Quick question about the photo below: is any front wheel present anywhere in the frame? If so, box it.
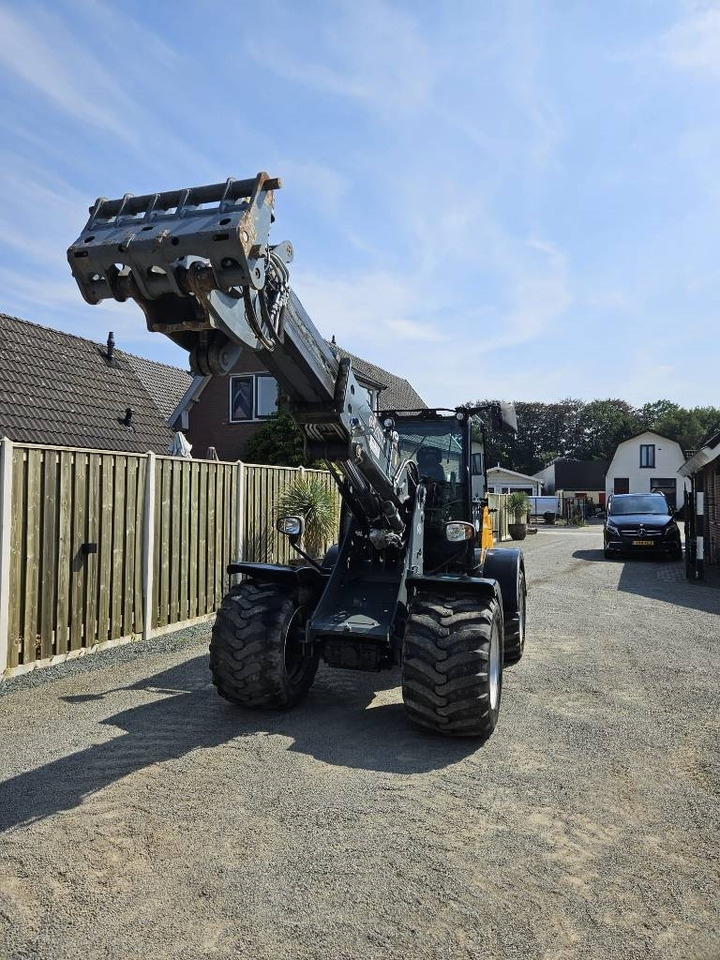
[401,592,503,738]
[209,581,318,709]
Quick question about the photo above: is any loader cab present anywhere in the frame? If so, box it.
[390,409,473,572]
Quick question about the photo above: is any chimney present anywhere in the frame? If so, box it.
[121,407,133,427]
[107,331,115,362]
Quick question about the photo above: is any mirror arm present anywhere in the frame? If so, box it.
[289,536,323,571]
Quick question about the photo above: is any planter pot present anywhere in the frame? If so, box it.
[508,523,527,541]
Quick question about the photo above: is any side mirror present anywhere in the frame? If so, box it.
[445,521,475,543]
[276,515,304,543]
[491,402,518,434]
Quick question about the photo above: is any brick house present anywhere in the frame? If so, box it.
[679,429,720,579]
[170,343,426,461]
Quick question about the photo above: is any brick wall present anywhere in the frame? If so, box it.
[186,354,272,461]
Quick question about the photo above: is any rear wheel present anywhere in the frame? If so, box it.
[209,581,318,708]
[401,592,503,738]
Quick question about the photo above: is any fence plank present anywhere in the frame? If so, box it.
[179,459,190,621]
[39,451,58,659]
[55,450,73,655]
[157,459,172,628]
[23,449,43,663]
[97,455,114,645]
[142,454,155,640]
[135,457,146,636]
[124,457,138,635]
[7,448,25,668]
[188,461,199,619]
[69,452,88,651]
[110,456,126,640]
[197,464,208,615]
[83,453,101,647]
[0,439,13,673]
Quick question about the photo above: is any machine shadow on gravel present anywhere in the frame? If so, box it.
[0,656,478,832]
[572,549,720,614]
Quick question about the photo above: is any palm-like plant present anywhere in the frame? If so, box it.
[506,491,529,524]
[278,477,338,558]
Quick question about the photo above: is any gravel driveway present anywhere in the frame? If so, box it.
[1,526,718,960]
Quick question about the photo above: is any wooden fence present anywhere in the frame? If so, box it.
[0,440,336,676]
[0,439,511,677]
[487,493,511,542]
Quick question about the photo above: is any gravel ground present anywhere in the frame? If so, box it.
[1,526,719,960]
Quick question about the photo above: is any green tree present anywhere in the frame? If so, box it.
[244,411,308,467]
[637,400,680,430]
[573,399,640,461]
[650,405,720,454]
[472,398,584,475]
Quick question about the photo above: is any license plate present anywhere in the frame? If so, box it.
[632,540,654,546]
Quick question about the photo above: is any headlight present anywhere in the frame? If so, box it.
[606,521,619,534]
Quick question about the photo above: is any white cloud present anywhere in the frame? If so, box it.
[292,269,434,346]
[660,5,720,75]
[247,0,435,115]
[0,3,136,140]
[291,231,572,407]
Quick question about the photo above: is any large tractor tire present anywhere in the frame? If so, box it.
[209,581,318,709]
[401,592,503,738]
[503,564,527,665]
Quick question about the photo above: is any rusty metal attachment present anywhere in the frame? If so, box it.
[67,172,291,373]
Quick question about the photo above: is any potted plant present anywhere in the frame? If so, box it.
[277,476,338,560]
[506,491,529,541]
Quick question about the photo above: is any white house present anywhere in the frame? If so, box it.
[485,466,543,496]
[606,430,689,509]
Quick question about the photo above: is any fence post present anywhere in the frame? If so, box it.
[0,438,13,674]
[143,451,156,640]
[235,460,246,569]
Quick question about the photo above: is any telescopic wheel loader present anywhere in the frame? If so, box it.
[68,172,527,739]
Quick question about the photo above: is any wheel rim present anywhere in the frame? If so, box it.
[489,619,501,711]
[517,574,526,643]
[283,607,309,684]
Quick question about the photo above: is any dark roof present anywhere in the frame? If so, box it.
[0,313,192,453]
[333,344,426,409]
[121,350,193,419]
[551,459,608,490]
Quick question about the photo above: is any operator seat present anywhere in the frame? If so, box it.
[417,446,446,482]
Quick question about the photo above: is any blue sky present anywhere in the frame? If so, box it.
[0,0,718,409]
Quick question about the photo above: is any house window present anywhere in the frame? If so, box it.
[614,477,630,494]
[230,374,278,422]
[255,375,279,418]
[639,444,655,468]
[471,453,483,475]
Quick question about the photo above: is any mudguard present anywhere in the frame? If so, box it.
[406,574,501,605]
[227,561,327,596]
[481,548,525,612]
